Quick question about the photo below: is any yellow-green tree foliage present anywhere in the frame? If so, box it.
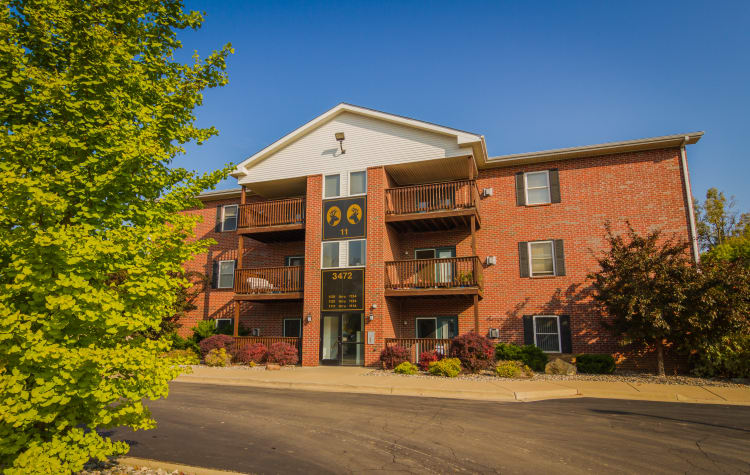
[0,1,232,472]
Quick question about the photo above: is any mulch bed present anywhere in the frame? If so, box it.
[78,461,182,475]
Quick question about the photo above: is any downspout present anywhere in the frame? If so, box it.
[680,137,700,264]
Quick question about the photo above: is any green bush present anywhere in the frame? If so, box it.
[165,349,200,365]
[495,343,548,372]
[394,362,419,375]
[428,358,461,377]
[192,320,218,342]
[204,348,232,367]
[494,360,534,378]
[167,332,200,354]
[576,354,616,374]
[690,335,750,378]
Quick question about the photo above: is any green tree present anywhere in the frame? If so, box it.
[0,1,232,472]
[694,188,748,251]
[589,225,695,376]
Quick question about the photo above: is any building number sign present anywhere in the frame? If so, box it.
[321,268,364,311]
[322,196,366,240]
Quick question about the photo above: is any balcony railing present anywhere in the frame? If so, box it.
[234,266,303,295]
[385,180,478,216]
[238,197,305,228]
[385,256,483,290]
[385,338,453,363]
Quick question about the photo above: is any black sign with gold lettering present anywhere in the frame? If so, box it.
[321,268,364,311]
[322,196,366,241]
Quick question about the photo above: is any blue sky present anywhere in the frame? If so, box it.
[177,0,750,211]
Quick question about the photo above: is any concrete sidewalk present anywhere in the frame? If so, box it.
[175,365,750,404]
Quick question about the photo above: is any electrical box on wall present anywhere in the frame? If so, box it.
[481,188,493,197]
[251,328,260,337]
[485,256,497,266]
[488,328,499,339]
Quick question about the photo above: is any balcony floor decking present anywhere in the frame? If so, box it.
[385,207,480,232]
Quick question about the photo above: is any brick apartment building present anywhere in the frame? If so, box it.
[180,103,702,369]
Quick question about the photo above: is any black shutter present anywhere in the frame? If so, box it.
[549,169,561,203]
[211,260,219,289]
[559,315,572,353]
[515,172,525,206]
[231,259,237,288]
[554,239,566,276]
[215,205,222,233]
[523,316,534,345]
[518,242,529,278]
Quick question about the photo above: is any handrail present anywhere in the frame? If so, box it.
[238,197,305,228]
[385,256,483,290]
[385,180,478,215]
[234,266,303,294]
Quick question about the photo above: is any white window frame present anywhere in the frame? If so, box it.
[528,240,555,277]
[348,170,367,196]
[323,173,342,199]
[221,204,238,232]
[533,315,562,353]
[217,260,236,289]
[524,170,551,205]
[321,241,340,269]
[347,239,366,267]
[283,318,302,338]
[215,318,233,330]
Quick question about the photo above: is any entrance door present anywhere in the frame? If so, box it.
[415,247,455,286]
[320,313,364,366]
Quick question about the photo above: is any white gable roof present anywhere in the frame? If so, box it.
[231,103,487,185]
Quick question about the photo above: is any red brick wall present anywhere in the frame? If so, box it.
[179,146,693,370]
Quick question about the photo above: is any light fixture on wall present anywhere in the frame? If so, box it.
[335,132,346,154]
[305,314,312,323]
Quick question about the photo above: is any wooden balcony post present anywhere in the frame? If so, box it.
[238,186,246,268]
[470,215,476,256]
[233,300,240,337]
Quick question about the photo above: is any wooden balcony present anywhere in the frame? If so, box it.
[384,256,483,298]
[385,180,480,232]
[385,338,453,363]
[237,197,305,242]
[234,266,303,301]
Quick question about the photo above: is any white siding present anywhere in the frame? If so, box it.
[240,112,471,185]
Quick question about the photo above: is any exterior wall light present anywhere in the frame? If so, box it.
[335,132,346,154]
[305,314,312,323]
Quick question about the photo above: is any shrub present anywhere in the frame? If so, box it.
[495,360,533,378]
[690,335,750,378]
[495,343,548,372]
[418,350,441,371]
[428,358,462,377]
[379,345,410,370]
[235,343,267,365]
[266,342,299,366]
[449,332,494,373]
[165,349,200,365]
[394,362,419,375]
[167,332,201,354]
[192,319,218,342]
[576,354,616,374]
[204,348,232,367]
[199,334,235,358]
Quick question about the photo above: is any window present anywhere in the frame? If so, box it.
[221,204,238,231]
[349,170,367,195]
[529,241,555,277]
[285,255,304,267]
[533,316,561,352]
[215,318,233,333]
[348,240,366,267]
[324,174,341,198]
[284,318,302,338]
[217,260,235,288]
[322,242,339,268]
[524,171,551,205]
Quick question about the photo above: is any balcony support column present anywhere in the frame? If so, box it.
[470,215,476,256]
[233,300,240,337]
[238,186,246,268]
[473,294,479,333]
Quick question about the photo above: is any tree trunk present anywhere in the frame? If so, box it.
[655,339,665,377]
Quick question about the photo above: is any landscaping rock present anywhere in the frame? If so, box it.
[545,358,577,375]
[266,363,281,371]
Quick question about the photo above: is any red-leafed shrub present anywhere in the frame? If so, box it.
[199,334,235,358]
[418,350,441,371]
[235,343,267,364]
[449,332,494,373]
[379,345,410,369]
[266,342,298,365]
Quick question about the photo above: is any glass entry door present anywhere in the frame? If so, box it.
[320,313,364,366]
